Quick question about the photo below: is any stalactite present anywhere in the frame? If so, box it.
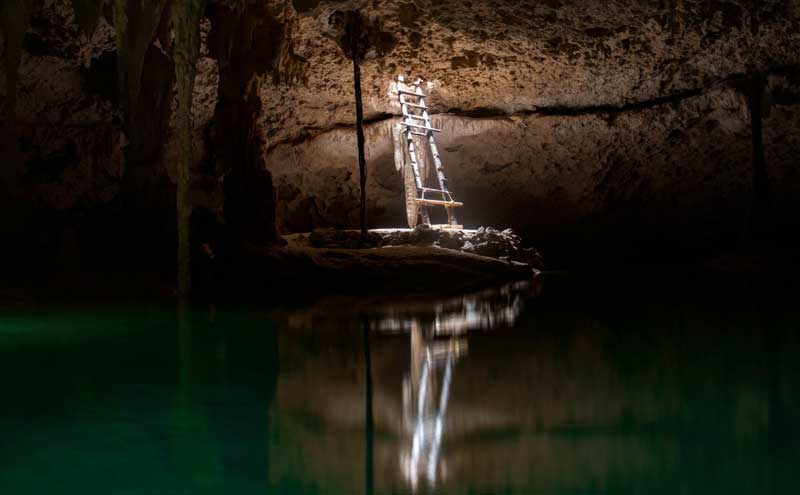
[351,26,367,237]
[112,0,169,120]
[208,2,282,246]
[172,0,206,297]
[0,0,34,186]
[1,0,35,130]
[71,0,106,37]
[112,0,129,100]
[342,10,368,236]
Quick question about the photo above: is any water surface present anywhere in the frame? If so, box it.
[1,273,799,494]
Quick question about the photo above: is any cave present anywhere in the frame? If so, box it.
[2,1,800,493]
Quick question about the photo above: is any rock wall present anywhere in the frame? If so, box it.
[260,0,800,257]
[2,0,800,270]
[0,1,228,273]
[267,89,756,233]
[258,0,800,147]
[0,3,122,210]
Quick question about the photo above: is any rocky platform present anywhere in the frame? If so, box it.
[226,226,540,298]
[304,224,543,266]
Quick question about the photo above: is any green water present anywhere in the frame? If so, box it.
[1,274,799,494]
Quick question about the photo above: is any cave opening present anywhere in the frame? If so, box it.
[2,1,800,493]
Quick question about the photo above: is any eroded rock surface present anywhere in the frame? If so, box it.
[2,0,800,268]
[304,224,543,267]
[261,0,800,147]
[256,0,800,251]
[267,88,763,239]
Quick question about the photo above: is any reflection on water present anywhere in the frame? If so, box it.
[386,282,528,489]
[400,319,461,489]
[371,280,530,334]
[2,275,800,494]
[271,276,800,495]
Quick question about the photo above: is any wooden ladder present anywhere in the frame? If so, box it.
[397,75,463,229]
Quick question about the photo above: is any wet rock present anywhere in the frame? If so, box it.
[475,241,498,258]
[302,224,540,267]
[516,247,544,267]
[309,228,381,248]
[407,224,435,245]
[435,231,464,250]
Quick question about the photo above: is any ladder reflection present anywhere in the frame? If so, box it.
[370,281,531,490]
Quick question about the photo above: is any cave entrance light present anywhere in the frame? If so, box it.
[393,75,464,229]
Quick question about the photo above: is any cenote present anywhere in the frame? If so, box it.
[2,272,799,494]
[2,1,800,494]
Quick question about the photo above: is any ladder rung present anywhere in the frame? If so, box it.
[398,89,425,97]
[415,199,464,207]
[420,187,450,194]
[402,102,428,109]
[404,122,440,132]
[403,113,426,120]
[409,131,429,137]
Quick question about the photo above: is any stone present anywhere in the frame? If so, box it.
[475,241,497,258]
[407,224,436,245]
[4,0,800,270]
[435,231,464,250]
[251,1,800,250]
[309,228,381,248]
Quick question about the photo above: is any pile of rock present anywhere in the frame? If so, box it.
[458,227,542,267]
[461,227,539,263]
[308,229,382,249]
[383,225,543,268]
[305,225,542,267]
